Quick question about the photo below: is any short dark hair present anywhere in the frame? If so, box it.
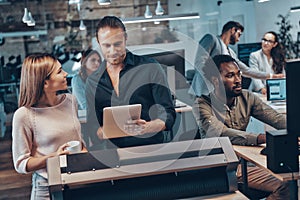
[221,21,244,34]
[95,16,127,40]
[203,55,238,82]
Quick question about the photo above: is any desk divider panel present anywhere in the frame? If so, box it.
[47,137,239,200]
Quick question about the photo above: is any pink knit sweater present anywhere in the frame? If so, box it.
[12,93,83,178]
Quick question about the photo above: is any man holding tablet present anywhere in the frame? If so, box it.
[85,16,176,150]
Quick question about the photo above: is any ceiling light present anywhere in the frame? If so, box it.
[290,6,300,13]
[155,1,164,16]
[258,0,270,2]
[69,0,80,4]
[26,12,35,26]
[22,8,31,23]
[79,20,86,30]
[123,13,200,24]
[205,11,219,16]
[144,5,153,18]
[98,0,111,5]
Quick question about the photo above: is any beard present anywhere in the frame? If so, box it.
[226,87,242,98]
[229,34,236,45]
[106,52,126,65]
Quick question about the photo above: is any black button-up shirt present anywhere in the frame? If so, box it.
[86,51,176,148]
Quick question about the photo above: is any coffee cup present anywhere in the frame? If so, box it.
[66,140,81,154]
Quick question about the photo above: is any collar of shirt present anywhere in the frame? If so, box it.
[210,92,237,112]
[121,50,136,72]
[217,36,230,55]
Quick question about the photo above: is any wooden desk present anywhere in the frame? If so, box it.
[246,94,286,133]
[78,100,193,143]
[78,100,192,124]
[233,145,299,199]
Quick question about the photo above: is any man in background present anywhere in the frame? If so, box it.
[189,21,284,97]
[193,54,289,199]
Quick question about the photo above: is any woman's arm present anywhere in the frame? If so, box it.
[26,143,69,172]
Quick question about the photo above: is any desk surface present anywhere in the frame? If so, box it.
[78,99,192,123]
[256,93,286,114]
[233,145,299,182]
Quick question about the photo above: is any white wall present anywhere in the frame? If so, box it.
[168,0,300,43]
[125,0,300,73]
[253,0,300,42]
[168,0,221,41]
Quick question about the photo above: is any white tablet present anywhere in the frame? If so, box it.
[102,104,142,139]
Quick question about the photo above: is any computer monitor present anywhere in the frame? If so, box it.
[143,49,187,90]
[266,78,286,102]
[237,42,261,65]
[286,59,300,135]
[237,42,261,89]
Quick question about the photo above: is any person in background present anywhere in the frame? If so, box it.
[71,49,101,109]
[189,21,284,97]
[12,53,87,200]
[248,31,286,94]
[193,54,289,199]
[85,16,176,150]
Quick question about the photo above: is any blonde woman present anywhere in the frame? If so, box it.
[12,53,87,200]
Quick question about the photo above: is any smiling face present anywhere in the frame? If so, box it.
[97,27,127,66]
[261,32,277,54]
[44,61,68,93]
[218,61,242,98]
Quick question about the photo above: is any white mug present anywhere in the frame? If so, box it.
[66,140,81,154]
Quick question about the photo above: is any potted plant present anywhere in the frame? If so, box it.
[276,14,299,59]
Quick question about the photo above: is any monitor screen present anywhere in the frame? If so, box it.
[143,49,187,90]
[237,42,261,65]
[266,78,286,101]
[286,59,300,134]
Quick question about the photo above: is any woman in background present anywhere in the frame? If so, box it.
[12,53,86,200]
[248,31,286,94]
[71,49,101,109]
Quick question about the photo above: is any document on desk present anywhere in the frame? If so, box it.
[268,102,286,113]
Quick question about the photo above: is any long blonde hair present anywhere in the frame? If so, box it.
[19,53,57,107]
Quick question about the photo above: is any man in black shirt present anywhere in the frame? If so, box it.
[85,16,176,150]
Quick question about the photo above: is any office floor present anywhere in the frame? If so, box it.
[0,120,32,200]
